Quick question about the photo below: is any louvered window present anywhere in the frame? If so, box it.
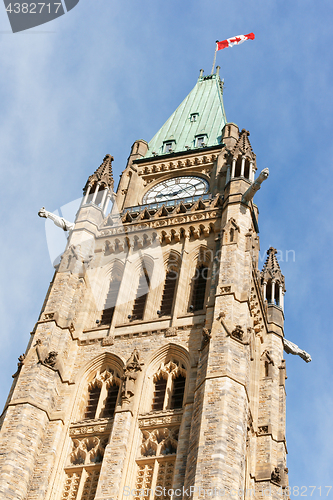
[151,360,186,412]
[191,265,208,311]
[152,378,167,411]
[159,271,177,316]
[100,384,119,418]
[132,269,150,320]
[84,369,121,420]
[84,386,101,419]
[100,279,121,325]
[170,375,186,409]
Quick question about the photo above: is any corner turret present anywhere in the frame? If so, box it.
[81,153,115,215]
[261,247,286,331]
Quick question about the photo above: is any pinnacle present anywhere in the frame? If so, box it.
[85,154,114,192]
[261,247,285,289]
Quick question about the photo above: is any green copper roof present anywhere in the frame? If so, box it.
[144,70,227,158]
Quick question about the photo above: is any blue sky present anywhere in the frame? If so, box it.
[0,0,332,491]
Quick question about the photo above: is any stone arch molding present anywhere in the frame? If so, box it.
[140,343,190,414]
[69,351,125,423]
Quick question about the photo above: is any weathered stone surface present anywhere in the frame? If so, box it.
[0,77,289,500]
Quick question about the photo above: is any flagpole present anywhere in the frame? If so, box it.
[211,41,218,74]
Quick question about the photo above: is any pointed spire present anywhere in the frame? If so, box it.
[144,69,227,158]
[261,247,285,290]
[84,154,114,193]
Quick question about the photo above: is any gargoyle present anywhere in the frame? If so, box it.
[242,168,269,204]
[38,207,75,232]
[283,338,311,363]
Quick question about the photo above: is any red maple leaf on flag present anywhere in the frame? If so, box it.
[216,33,255,51]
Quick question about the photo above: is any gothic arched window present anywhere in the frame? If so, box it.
[61,368,122,500]
[151,360,186,411]
[84,369,121,420]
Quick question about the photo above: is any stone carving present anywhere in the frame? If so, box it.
[69,436,108,466]
[242,168,269,204]
[38,207,75,232]
[102,337,115,346]
[271,467,281,483]
[12,354,26,378]
[247,412,254,433]
[250,287,264,334]
[69,421,113,437]
[165,327,177,338]
[154,360,185,383]
[43,351,58,368]
[201,328,212,350]
[217,312,232,338]
[63,245,82,272]
[220,286,231,294]
[88,370,121,394]
[43,312,55,321]
[121,349,143,405]
[230,325,244,341]
[283,338,312,363]
[140,427,179,457]
[139,414,183,428]
[257,425,269,435]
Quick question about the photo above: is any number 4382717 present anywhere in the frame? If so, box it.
[6,3,62,13]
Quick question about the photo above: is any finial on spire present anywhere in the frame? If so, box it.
[261,247,285,291]
[84,154,114,193]
[261,247,286,310]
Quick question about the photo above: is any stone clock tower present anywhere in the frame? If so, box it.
[0,68,309,500]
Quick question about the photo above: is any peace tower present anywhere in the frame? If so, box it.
[0,68,310,500]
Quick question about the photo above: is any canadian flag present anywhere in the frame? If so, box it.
[217,33,255,51]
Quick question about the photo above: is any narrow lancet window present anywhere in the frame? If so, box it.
[132,268,150,320]
[152,377,167,411]
[160,272,177,316]
[191,265,208,311]
[85,385,101,419]
[100,279,121,325]
[101,383,119,418]
[170,375,186,409]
